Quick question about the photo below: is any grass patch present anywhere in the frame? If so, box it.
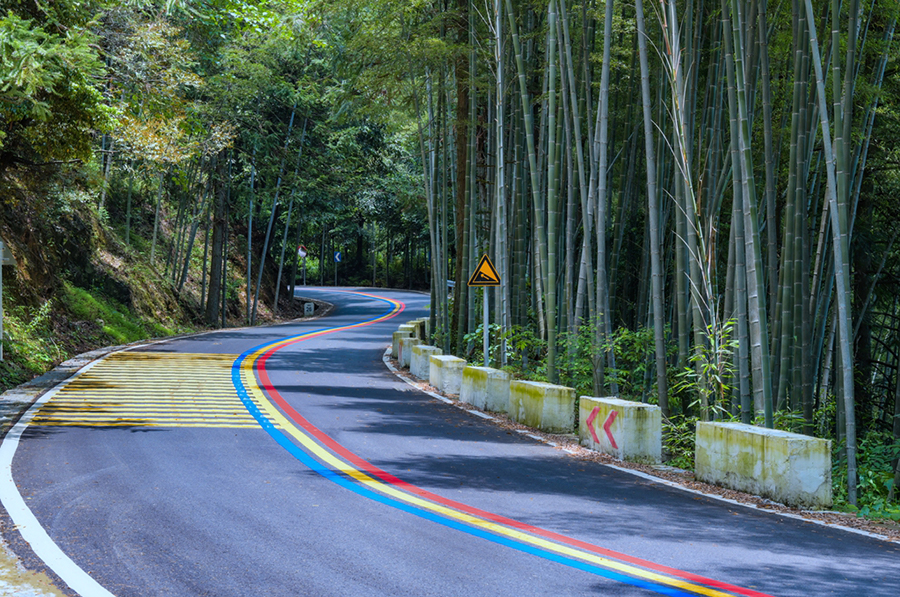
[0,282,185,393]
[62,282,173,344]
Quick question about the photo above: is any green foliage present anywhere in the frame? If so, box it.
[62,282,172,344]
[0,11,103,119]
[0,301,63,377]
[0,8,112,164]
[600,326,658,401]
[673,320,738,420]
[753,409,807,433]
[462,322,499,365]
[460,323,545,378]
[832,430,900,521]
[662,415,698,470]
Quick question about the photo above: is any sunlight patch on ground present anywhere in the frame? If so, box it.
[0,538,67,597]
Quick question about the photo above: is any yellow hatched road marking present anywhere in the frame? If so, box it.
[35,408,255,421]
[32,352,276,430]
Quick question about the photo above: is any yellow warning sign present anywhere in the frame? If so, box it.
[468,254,501,287]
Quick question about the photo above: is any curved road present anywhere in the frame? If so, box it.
[2,288,898,596]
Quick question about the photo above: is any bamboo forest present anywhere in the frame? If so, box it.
[2,0,900,520]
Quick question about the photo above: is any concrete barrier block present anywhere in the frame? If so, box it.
[418,317,431,340]
[695,422,832,509]
[411,345,442,379]
[392,330,412,359]
[406,320,425,340]
[460,366,510,412]
[398,324,417,336]
[579,397,661,464]
[429,355,466,396]
[399,336,421,368]
[508,381,575,434]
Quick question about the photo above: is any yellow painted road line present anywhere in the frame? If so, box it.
[48,400,256,410]
[44,400,260,412]
[32,412,258,419]
[241,362,741,596]
[238,310,764,597]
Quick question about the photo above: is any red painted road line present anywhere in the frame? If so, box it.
[253,291,775,597]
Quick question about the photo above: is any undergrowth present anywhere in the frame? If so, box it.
[831,431,900,521]
[0,282,191,394]
[62,282,173,344]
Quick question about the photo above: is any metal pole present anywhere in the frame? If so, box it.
[483,287,489,367]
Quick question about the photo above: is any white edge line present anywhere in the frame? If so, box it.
[381,346,898,545]
[0,312,342,595]
[381,348,453,404]
[0,353,123,597]
[601,463,896,542]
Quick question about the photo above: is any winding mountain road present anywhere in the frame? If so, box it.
[2,288,897,596]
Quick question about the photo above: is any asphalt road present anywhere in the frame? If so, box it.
[2,288,898,597]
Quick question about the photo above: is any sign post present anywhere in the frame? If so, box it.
[297,245,308,286]
[334,250,341,286]
[467,254,501,367]
[0,240,16,362]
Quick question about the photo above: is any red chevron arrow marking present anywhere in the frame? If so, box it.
[586,407,601,443]
[603,410,619,449]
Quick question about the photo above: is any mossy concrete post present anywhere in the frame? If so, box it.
[460,366,510,412]
[429,355,466,396]
[695,422,832,509]
[415,317,431,341]
[399,336,421,368]
[578,397,661,463]
[392,330,412,360]
[411,345,442,380]
[407,319,426,341]
[508,381,576,433]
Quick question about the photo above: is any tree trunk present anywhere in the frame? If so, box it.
[635,0,668,416]
[206,156,227,325]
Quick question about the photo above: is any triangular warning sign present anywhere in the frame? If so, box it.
[468,254,501,287]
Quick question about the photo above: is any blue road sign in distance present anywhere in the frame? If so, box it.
[334,251,342,263]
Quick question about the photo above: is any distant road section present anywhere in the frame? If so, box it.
[2,288,898,596]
